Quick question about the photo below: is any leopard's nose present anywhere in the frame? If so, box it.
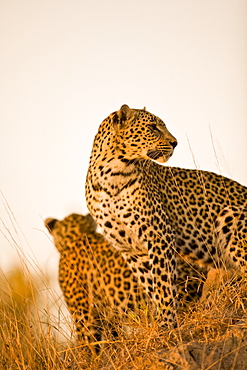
[170,140,178,149]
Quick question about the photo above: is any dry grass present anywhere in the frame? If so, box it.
[0,262,246,370]
[1,195,247,369]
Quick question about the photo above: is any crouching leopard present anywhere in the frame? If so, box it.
[85,104,247,327]
[45,213,204,343]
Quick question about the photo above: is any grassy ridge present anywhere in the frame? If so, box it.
[0,264,247,369]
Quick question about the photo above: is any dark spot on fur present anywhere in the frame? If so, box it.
[105,221,113,228]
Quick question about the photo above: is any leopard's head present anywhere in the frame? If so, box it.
[45,213,97,253]
[102,104,177,164]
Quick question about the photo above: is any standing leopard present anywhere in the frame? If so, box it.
[45,213,204,343]
[85,104,247,327]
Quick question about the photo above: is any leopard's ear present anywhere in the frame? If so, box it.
[112,104,137,130]
[44,218,58,234]
[84,213,98,231]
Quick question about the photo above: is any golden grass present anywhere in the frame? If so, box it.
[0,263,246,370]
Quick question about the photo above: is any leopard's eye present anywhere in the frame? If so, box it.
[147,124,161,137]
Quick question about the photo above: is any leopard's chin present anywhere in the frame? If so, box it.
[147,149,172,164]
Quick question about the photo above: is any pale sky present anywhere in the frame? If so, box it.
[0,0,247,273]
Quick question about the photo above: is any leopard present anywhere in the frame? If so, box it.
[85,104,247,328]
[45,213,147,344]
[45,213,205,344]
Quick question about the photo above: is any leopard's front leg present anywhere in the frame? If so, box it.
[148,232,177,327]
[123,227,177,328]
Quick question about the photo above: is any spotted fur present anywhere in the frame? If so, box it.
[85,104,247,327]
[45,213,149,343]
[45,213,204,343]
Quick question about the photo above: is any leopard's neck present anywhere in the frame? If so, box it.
[89,156,140,196]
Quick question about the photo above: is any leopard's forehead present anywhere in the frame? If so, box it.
[136,109,167,126]
[53,213,97,235]
[102,107,165,128]
[137,109,157,120]
[63,213,85,225]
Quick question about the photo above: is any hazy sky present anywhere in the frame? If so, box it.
[0,0,247,272]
